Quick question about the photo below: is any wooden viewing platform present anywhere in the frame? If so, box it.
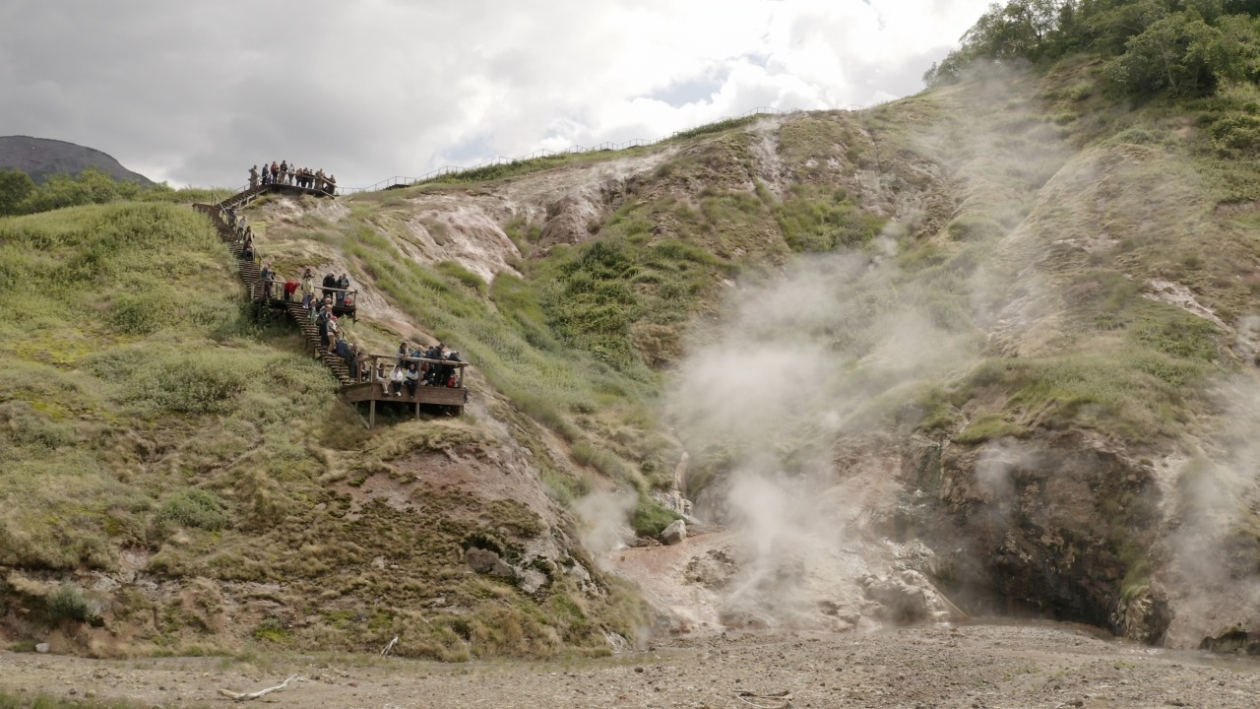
[222,182,335,211]
[193,186,471,426]
[344,354,469,427]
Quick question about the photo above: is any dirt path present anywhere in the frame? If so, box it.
[3,622,1258,708]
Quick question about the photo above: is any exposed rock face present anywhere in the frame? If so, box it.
[899,432,1167,642]
[1199,627,1260,655]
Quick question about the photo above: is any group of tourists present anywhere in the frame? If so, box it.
[248,161,337,194]
[259,265,355,314]
[321,273,353,307]
[223,206,256,260]
[313,296,359,372]
[217,194,466,401]
[384,341,464,396]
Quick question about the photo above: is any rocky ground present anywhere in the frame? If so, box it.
[3,621,1258,708]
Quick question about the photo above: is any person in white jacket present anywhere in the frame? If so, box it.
[389,363,406,396]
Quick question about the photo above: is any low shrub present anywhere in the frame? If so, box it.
[46,583,92,624]
[157,489,228,531]
[123,351,251,414]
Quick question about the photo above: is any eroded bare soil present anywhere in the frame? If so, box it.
[3,622,1258,708]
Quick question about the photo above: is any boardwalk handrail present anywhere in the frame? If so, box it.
[219,182,336,207]
[212,204,361,309]
[363,353,469,389]
[195,188,472,425]
[194,201,361,386]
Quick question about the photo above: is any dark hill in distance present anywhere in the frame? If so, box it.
[0,135,154,185]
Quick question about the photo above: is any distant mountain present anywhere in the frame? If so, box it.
[0,135,154,185]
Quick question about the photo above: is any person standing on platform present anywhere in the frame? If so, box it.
[336,273,350,305]
[405,362,420,397]
[321,273,336,302]
[261,263,274,299]
[248,165,259,189]
[301,267,315,313]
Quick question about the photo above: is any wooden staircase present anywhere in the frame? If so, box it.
[194,199,355,388]
[219,184,270,211]
[193,185,469,426]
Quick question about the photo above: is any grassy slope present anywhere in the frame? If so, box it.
[248,65,1252,488]
[283,59,1260,626]
[0,203,643,660]
[5,57,1259,656]
[922,58,1259,445]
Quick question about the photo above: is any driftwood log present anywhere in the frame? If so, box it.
[217,674,301,702]
[735,690,793,709]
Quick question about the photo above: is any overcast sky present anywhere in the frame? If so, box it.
[0,0,992,189]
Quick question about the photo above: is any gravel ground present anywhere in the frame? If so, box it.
[2,621,1258,708]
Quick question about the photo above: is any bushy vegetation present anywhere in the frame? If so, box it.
[669,114,763,141]
[0,689,145,709]
[46,584,94,624]
[302,215,684,493]
[0,203,330,571]
[0,167,230,217]
[926,0,1260,96]
[774,186,887,252]
[157,490,229,531]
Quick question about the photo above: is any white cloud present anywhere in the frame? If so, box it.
[0,0,992,187]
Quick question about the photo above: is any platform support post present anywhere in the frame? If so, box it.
[369,399,376,429]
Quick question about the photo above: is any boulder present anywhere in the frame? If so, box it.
[465,548,515,578]
[861,570,959,623]
[660,520,687,546]
[1199,626,1260,655]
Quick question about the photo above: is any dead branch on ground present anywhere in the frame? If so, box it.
[380,635,399,656]
[218,674,301,702]
[736,689,793,709]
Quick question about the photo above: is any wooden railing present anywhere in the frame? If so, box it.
[357,354,469,388]
[194,190,473,423]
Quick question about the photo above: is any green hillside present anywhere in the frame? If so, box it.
[0,204,643,659]
[4,0,1260,658]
